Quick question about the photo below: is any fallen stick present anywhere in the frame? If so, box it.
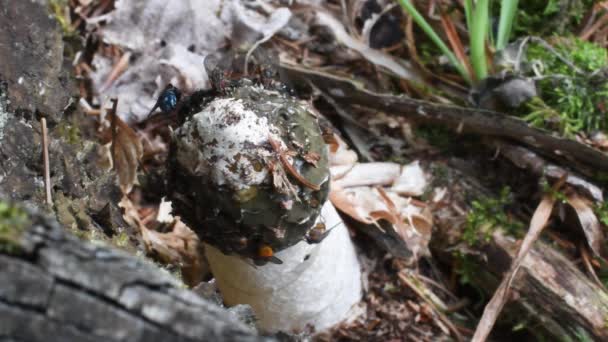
[41,117,52,206]
[281,64,608,178]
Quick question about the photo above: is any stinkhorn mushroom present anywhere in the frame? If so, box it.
[168,81,362,332]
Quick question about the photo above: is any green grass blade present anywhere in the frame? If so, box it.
[464,0,473,33]
[496,0,519,50]
[398,0,471,84]
[470,0,489,80]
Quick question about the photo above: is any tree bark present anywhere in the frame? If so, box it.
[0,207,265,342]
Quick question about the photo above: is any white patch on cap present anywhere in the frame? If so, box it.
[176,97,285,189]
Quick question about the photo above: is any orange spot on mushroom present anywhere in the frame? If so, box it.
[258,245,274,258]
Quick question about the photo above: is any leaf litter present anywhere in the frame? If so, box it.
[64,0,608,340]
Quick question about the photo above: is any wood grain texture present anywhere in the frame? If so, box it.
[0,208,266,342]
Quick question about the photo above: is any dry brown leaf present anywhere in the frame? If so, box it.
[102,104,143,194]
[567,194,604,257]
[118,196,205,286]
[472,195,556,342]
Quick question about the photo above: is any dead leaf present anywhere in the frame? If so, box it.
[316,11,421,82]
[567,193,604,257]
[103,103,143,194]
[332,163,401,188]
[391,161,427,196]
[118,196,206,286]
[472,195,556,342]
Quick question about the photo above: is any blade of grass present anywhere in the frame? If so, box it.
[496,0,519,50]
[439,11,474,80]
[464,0,473,33]
[470,0,489,80]
[398,0,471,84]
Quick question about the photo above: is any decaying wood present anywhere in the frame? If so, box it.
[465,231,608,340]
[281,64,608,179]
[430,159,608,340]
[494,140,604,202]
[0,207,265,342]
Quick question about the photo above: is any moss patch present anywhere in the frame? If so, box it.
[510,0,593,37]
[524,37,608,136]
[0,201,29,253]
[463,187,524,246]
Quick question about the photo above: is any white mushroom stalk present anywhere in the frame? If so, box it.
[205,201,361,332]
[168,83,363,333]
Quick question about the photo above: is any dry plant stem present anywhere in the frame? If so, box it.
[480,232,608,340]
[472,195,555,342]
[399,271,463,341]
[205,202,362,333]
[41,117,52,205]
[110,98,118,169]
[580,243,607,291]
[281,64,608,177]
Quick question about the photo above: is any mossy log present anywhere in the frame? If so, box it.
[0,206,265,342]
[454,232,608,340]
[430,160,608,341]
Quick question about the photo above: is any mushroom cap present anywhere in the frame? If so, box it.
[169,83,330,260]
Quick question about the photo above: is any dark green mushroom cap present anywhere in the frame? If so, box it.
[168,83,330,260]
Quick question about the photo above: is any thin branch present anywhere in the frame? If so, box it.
[41,117,52,206]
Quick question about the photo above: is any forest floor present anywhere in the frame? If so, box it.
[3,0,608,341]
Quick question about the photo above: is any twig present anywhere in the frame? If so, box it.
[399,271,464,342]
[580,243,607,291]
[268,135,321,191]
[41,117,52,206]
[472,194,556,342]
[110,98,118,169]
[281,63,608,176]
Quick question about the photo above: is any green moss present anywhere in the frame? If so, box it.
[415,125,453,150]
[524,37,608,136]
[511,0,593,37]
[0,201,29,253]
[595,202,608,227]
[463,187,524,245]
[49,0,77,38]
[56,122,82,145]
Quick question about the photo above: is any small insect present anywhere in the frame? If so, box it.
[147,83,181,117]
[305,220,341,244]
[253,244,283,266]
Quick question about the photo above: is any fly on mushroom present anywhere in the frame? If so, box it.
[147,48,293,126]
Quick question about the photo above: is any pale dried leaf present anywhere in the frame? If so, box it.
[332,162,401,188]
[472,195,555,342]
[316,11,421,82]
[329,133,358,168]
[89,0,288,122]
[391,161,427,196]
[567,194,604,257]
[330,186,430,258]
[92,0,228,52]
[157,197,174,223]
